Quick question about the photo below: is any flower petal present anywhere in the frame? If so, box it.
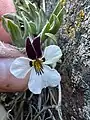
[10,57,31,79]
[28,65,61,94]
[26,37,37,60]
[42,65,61,87]
[28,67,42,94]
[26,37,42,59]
[43,45,62,64]
[33,36,42,58]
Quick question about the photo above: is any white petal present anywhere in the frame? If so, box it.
[28,65,61,94]
[28,67,43,94]
[10,57,31,79]
[42,65,61,87]
[52,62,56,68]
[43,45,62,65]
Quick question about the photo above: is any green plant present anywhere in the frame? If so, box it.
[2,0,65,47]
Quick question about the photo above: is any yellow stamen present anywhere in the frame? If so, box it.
[32,59,43,75]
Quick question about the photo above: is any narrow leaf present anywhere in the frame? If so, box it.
[1,17,9,32]
[49,14,60,34]
[8,20,24,47]
[40,21,50,41]
[45,33,57,44]
[39,8,47,31]
[3,13,22,22]
[21,13,31,39]
[29,21,36,35]
[49,1,62,23]
[57,7,64,25]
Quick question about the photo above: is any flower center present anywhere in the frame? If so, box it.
[32,59,44,75]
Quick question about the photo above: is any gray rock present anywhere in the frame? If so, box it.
[45,0,90,119]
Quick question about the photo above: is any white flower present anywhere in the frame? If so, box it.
[10,37,62,94]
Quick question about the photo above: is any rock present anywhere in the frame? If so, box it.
[45,0,90,119]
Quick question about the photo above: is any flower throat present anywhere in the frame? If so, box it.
[30,59,44,75]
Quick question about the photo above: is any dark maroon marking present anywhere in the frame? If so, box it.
[33,36,42,58]
[42,57,45,62]
[29,61,32,67]
[26,38,36,59]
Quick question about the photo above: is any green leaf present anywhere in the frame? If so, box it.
[24,0,30,9]
[34,11,41,34]
[1,17,9,33]
[53,1,62,15]
[21,13,31,39]
[28,1,37,13]
[3,13,22,22]
[29,21,36,35]
[22,13,37,38]
[22,11,34,21]
[29,6,37,20]
[49,14,60,34]
[18,6,28,13]
[45,33,57,44]
[29,1,36,10]
[39,8,47,31]
[18,4,37,22]
[8,20,24,47]
[48,2,64,34]
[49,1,62,23]
[3,13,22,30]
[57,7,64,25]
[18,6,33,20]
[40,21,50,41]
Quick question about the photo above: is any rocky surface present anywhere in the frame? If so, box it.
[58,32,90,120]
[46,0,90,119]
